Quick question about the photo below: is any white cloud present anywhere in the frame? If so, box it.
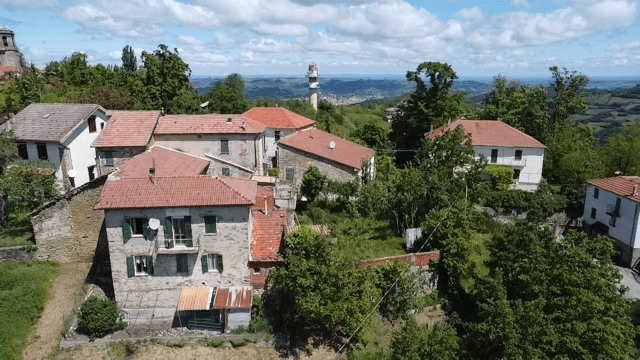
[242,38,297,53]
[0,0,58,10]
[297,32,361,54]
[214,32,234,47]
[455,7,485,23]
[177,35,205,47]
[607,41,640,51]
[511,0,529,10]
[63,4,165,40]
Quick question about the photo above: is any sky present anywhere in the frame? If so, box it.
[1,0,640,77]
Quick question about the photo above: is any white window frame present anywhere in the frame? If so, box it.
[208,254,222,272]
[171,216,188,245]
[134,255,150,276]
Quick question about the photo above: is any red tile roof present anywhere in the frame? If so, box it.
[94,175,257,209]
[252,186,275,210]
[251,207,288,262]
[154,114,265,135]
[116,146,209,178]
[177,287,213,311]
[212,287,253,310]
[243,107,315,129]
[0,66,21,77]
[426,120,546,149]
[279,128,375,170]
[93,111,159,148]
[587,176,640,203]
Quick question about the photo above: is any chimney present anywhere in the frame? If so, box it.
[634,185,638,197]
[149,158,157,186]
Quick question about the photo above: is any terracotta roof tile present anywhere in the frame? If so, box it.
[279,128,375,170]
[587,176,640,203]
[243,107,315,129]
[251,207,288,262]
[93,111,159,148]
[252,186,275,210]
[94,175,257,209]
[212,287,253,310]
[116,146,209,178]
[0,66,20,77]
[426,120,546,149]
[177,287,212,311]
[154,114,265,135]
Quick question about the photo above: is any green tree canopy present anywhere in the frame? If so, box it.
[121,45,137,72]
[602,120,640,176]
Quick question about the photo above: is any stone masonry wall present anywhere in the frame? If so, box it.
[277,145,358,189]
[96,147,146,177]
[105,205,252,316]
[32,177,106,263]
[0,246,38,262]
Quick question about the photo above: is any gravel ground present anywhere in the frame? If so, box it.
[616,266,640,300]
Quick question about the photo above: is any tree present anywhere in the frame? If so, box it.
[0,131,17,173]
[548,66,589,129]
[141,44,195,113]
[206,73,249,114]
[300,165,328,203]
[602,120,640,176]
[390,317,460,360]
[121,45,137,72]
[351,122,393,152]
[370,261,423,320]
[391,62,464,166]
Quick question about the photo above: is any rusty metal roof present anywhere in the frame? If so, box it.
[285,224,331,237]
[212,287,253,310]
[177,287,213,311]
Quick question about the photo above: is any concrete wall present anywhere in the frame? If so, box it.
[105,205,252,312]
[95,147,146,177]
[277,144,360,189]
[32,178,106,263]
[228,309,251,331]
[475,146,545,192]
[153,133,264,175]
[63,111,107,187]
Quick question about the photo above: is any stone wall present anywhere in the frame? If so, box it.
[32,176,107,263]
[96,147,146,177]
[277,145,358,189]
[0,245,38,262]
[359,251,440,269]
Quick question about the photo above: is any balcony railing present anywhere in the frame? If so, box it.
[155,235,200,254]
[489,157,526,167]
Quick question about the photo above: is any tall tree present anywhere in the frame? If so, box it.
[206,73,249,114]
[391,62,464,166]
[141,44,194,113]
[548,66,589,128]
[121,45,137,72]
[602,120,640,176]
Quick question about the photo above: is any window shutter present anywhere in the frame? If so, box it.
[216,255,223,273]
[164,217,173,248]
[184,216,192,241]
[122,220,131,244]
[126,257,135,278]
[143,219,150,240]
[146,255,154,275]
[286,168,295,182]
[201,255,208,273]
[205,216,216,234]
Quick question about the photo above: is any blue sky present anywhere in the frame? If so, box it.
[1,0,639,77]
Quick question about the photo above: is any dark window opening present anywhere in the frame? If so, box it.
[591,207,596,219]
[513,169,521,180]
[490,149,498,163]
[36,143,48,160]
[104,151,114,165]
[17,142,28,160]
[176,254,189,276]
[101,122,105,130]
[594,188,599,199]
[88,116,97,133]
[127,218,146,236]
[515,150,522,161]
[204,216,217,234]
[2,36,7,47]
[88,165,95,181]
[220,139,229,154]
[275,131,281,142]
[222,168,230,176]
[610,216,617,227]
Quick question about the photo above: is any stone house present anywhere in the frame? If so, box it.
[277,128,376,189]
[93,110,160,177]
[152,114,266,178]
[243,107,315,171]
[427,120,546,192]
[12,103,108,188]
[583,176,640,268]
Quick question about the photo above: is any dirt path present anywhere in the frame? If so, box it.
[23,263,92,360]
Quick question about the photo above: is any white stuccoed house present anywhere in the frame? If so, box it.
[583,176,640,268]
[427,120,546,192]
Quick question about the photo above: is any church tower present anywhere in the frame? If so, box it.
[0,29,22,70]
[308,64,318,111]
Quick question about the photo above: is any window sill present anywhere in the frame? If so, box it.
[204,233,218,236]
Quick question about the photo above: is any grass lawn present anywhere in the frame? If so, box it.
[0,227,35,248]
[0,261,59,360]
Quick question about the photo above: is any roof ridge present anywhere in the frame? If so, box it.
[215,176,255,204]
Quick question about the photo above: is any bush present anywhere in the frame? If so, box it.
[247,295,271,333]
[77,296,126,340]
[268,168,279,177]
[485,165,513,191]
[208,338,226,347]
[230,338,247,348]
[168,338,187,347]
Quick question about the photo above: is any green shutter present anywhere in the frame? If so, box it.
[201,255,208,273]
[146,255,154,275]
[286,168,294,182]
[205,216,216,234]
[142,219,150,240]
[185,239,193,247]
[216,255,223,273]
[126,257,135,278]
[122,220,131,244]
[184,216,192,241]
[164,217,172,248]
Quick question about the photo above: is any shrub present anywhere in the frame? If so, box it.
[268,168,279,177]
[230,338,247,348]
[247,295,271,333]
[300,165,328,202]
[485,165,513,191]
[77,296,126,340]
[208,338,226,348]
[168,338,187,347]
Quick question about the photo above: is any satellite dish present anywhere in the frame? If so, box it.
[148,218,160,230]
[68,169,77,178]
[329,141,336,149]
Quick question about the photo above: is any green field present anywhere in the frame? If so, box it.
[0,261,59,360]
[0,227,35,248]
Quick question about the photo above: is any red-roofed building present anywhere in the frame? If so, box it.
[114,146,209,179]
[277,128,375,189]
[93,110,160,176]
[427,120,546,191]
[583,176,640,267]
[153,114,265,178]
[243,108,315,168]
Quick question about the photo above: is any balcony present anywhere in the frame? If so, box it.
[155,235,200,254]
[606,204,621,217]
[489,157,526,167]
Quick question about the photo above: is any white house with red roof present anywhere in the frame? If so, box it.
[583,176,640,267]
[243,107,316,171]
[428,120,546,192]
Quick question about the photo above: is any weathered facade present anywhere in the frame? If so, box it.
[95,147,146,177]
[278,144,360,188]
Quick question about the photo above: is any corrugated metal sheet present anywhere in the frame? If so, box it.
[285,224,331,237]
[177,287,213,311]
[212,287,253,310]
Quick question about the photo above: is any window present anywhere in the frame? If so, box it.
[610,217,617,227]
[164,216,193,247]
[17,142,28,160]
[221,168,230,176]
[594,188,599,199]
[591,207,597,219]
[204,216,217,234]
[513,169,521,181]
[206,254,223,273]
[220,139,229,154]
[88,115,97,133]
[515,150,523,161]
[127,218,146,236]
[275,130,281,142]
[490,149,498,163]
[2,36,7,47]
[36,143,48,160]
[286,168,295,182]
[135,256,152,275]
[122,218,149,243]
[104,151,114,165]
[88,165,96,181]
[100,122,105,130]
[176,254,189,276]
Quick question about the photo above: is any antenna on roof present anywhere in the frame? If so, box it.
[329,141,335,150]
